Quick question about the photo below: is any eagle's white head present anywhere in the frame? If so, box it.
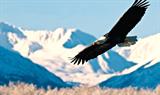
[93,36,107,45]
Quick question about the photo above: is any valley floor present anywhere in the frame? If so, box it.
[0,83,160,95]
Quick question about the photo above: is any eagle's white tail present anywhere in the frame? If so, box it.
[118,36,137,47]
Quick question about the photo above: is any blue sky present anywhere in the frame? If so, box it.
[0,0,159,38]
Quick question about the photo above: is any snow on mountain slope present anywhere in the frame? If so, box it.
[0,46,71,88]
[0,22,135,85]
[99,33,160,89]
[1,22,158,88]
[0,22,26,50]
[117,33,160,65]
[63,29,96,48]
[0,22,25,38]
[99,62,160,89]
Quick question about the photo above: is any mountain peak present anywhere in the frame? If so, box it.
[0,22,17,32]
[63,29,96,48]
[0,22,12,27]
[0,22,26,38]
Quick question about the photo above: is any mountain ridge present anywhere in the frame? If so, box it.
[99,61,160,89]
[0,46,71,88]
[0,22,135,85]
[1,22,160,88]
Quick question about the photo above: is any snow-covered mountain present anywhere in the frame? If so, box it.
[0,22,26,50]
[117,34,160,65]
[99,62,160,89]
[0,46,71,88]
[0,22,135,85]
[1,22,160,89]
[99,33,160,89]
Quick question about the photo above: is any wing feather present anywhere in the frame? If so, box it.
[105,0,149,38]
[71,43,116,65]
[71,0,150,65]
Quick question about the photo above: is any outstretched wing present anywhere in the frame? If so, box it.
[105,0,150,38]
[70,0,150,65]
[70,43,116,65]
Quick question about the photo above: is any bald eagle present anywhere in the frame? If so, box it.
[71,0,149,65]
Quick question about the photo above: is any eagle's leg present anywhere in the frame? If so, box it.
[117,36,137,47]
